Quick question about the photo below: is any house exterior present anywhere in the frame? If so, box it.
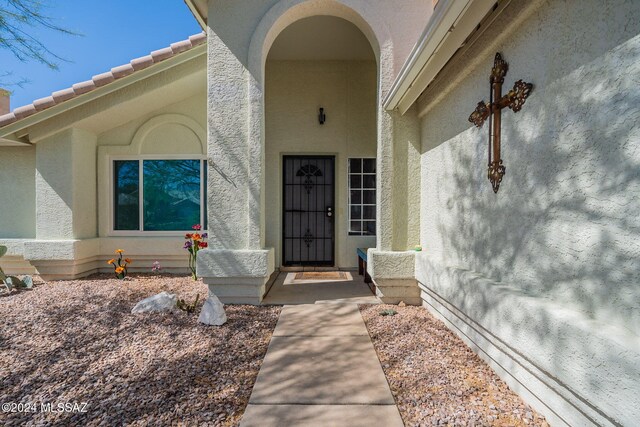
[0,0,638,425]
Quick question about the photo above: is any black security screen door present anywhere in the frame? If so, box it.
[283,156,335,266]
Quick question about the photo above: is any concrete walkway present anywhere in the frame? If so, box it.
[241,304,403,427]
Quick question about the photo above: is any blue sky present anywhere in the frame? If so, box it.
[0,0,202,109]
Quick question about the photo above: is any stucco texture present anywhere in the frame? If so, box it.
[417,0,640,425]
[265,60,377,267]
[0,146,35,238]
[205,0,430,258]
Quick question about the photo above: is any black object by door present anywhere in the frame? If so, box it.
[283,156,335,266]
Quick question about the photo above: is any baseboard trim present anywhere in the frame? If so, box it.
[418,281,618,427]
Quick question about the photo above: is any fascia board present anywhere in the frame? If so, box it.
[184,0,207,29]
[384,0,496,115]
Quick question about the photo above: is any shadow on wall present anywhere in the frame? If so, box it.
[207,120,250,252]
[418,31,640,424]
[423,34,640,332]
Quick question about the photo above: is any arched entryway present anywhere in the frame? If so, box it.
[264,15,378,269]
[200,0,424,304]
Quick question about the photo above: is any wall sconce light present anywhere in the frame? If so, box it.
[318,107,326,125]
[468,53,533,193]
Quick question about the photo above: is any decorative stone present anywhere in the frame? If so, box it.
[198,293,227,326]
[131,291,177,314]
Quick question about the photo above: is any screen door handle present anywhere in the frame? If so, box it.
[326,206,333,217]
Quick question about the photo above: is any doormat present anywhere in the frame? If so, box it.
[294,271,348,280]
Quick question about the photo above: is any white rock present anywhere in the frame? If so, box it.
[198,293,227,326]
[131,291,178,314]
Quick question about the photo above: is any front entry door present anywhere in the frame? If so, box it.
[283,156,335,266]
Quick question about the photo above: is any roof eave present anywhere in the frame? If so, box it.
[0,45,207,141]
[184,0,208,29]
[0,136,31,147]
[383,0,498,115]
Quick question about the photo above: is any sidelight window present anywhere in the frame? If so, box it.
[348,158,376,235]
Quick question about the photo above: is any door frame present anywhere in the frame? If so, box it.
[281,155,336,266]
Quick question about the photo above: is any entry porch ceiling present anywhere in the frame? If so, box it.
[268,16,375,61]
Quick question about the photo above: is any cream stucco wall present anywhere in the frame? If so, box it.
[35,127,97,240]
[265,60,377,268]
[0,146,35,238]
[417,0,640,425]
[1,53,207,278]
[201,1,429,294]
[97,93,207,238]
[94,94,207,274]
[207,0,430,79]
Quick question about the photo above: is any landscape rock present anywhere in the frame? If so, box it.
[131,291,178,314]
[361,304,548,426]
[198,293,227,326]
[0,273,281,426]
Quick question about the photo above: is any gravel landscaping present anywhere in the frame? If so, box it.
[0,274,281,426]
[361,305,549,427]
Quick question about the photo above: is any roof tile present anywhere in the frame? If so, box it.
[51,88,76,103]
[0,113,17,127]
[171,40,192,54]
[13,104,37,119]
[189,33,206,46]
[151,47,174,62]
[111,64,135,79]
[72,80,96,95]
[33,96,56,111]
[130,55,155,71]
[92,72,115,87]
[0,32,205,129]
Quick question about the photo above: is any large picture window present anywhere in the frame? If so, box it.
[348,158,376,235]
[113,158,206,232]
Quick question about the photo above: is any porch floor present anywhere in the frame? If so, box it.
[240,304,403,427]
[261,271,379,305]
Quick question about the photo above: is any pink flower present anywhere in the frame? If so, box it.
[192,224,201,231]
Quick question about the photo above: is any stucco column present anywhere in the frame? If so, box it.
[197,29,274,304]
[26,127,100,279]
[369,104,422,304]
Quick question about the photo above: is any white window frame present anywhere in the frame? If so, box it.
[348,157,376,236]
[109,154,207,236]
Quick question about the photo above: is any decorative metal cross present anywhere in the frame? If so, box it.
[468,53,533,193]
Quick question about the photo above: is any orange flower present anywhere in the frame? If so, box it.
[107,259,115,265]
[192,234,201,241]
[115,249,124,254]
[124,258,132,264]
[115,266,124,274]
